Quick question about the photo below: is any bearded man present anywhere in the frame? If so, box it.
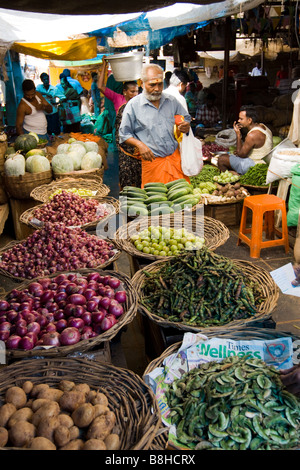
[118,64,191,187]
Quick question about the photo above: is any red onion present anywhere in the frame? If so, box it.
[108,300,124,317]
[68,294,86,305]
[28,282,44,297]
[81,326,93,340]
[6,335,21,349]
[81,312,92,325]
[114,291,127,304]
[0,300,10,311]
[108,277,121,289]
[0,331,9,341]
[27,322,41,335]
[91,310,106,324]
[68,317,84,329]
[41,331,60,346]
[99,297,111,310]
[56,319,68,332]
[60,327,81,346]
[19,335,35,350]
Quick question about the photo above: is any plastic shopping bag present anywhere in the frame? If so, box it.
[180,130,203,177]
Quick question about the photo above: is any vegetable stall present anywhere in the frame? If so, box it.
[0,127,299,452]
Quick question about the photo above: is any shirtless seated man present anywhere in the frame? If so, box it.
[217,105,273,175]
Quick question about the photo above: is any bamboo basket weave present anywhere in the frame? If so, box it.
[143,328,300,376]
[2,170,53,200]
[30,177,109,203]
[0,357,165,450]
[19,195,119,231]
[53,166,104,182]
[0,268,138,360]
[0,238,121,282]
[114,214,230,262]
[132,258,279,335]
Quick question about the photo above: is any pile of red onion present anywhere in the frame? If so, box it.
[33,191,109,227]
[0,271,127,351]
[0,222,116,279]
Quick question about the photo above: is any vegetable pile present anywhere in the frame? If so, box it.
[130,226,205,256]
[0,222,116,279]
[239,163,269,187]
[51,139,102,174]
[190,165,220,186]
[0,271,127,350]
[32,191,109,227]
[120,179,201,217]
[166,355,300,450]
[140,248,261,327]
[201,143,227,160]
[213,170,240,184]
[0,380,120,450]
[49,188,96,199]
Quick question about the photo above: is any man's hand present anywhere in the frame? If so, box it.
[135,141,155,161]
[233,120,242,134]
[280,365,300,396]
[177,120,190,134]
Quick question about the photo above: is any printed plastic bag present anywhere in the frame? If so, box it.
[266,148,300,184]
[180,130,203,176]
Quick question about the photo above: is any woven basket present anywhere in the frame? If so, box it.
[53,167,104,182]
[144,327,300,376]
[30,178,109,203]
[0,357,165,450]
[114,214,230,262]
[20,195,119,231]
[0,238,121,282]
[2,170,53,200]
[132,258,279,335]
[0,268,138,360]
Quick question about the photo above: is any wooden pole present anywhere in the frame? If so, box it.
[221,16,231,129]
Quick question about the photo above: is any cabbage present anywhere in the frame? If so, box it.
[51,153,74,174]
[4,154,25,176]
[68,150,83,171]
[57,143,70,154]
[83,141,99,153]
[81,151,102,170]
[68,143,86,159]
[26,155,50,173]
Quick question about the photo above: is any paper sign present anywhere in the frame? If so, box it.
[270,262,300,297]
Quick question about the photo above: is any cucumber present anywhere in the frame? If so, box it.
[165,178,188,189]
[127,205,149,217]
[168,187,192,201]
[144,182,166,189]
[150,206,174,216]
[121,197,148,205]
[169,194,197,204]
[145,186,168,194]
[125,191,148,199]
[122,186,146,193]
[172,198,198,211]
[167,181,192,194]
[148,200,174,208]
[146,195,168,205]
[144,191,168,198]
[126,200,148,208]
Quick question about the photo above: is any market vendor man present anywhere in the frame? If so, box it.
[217,105,273,175]
[16,79,53,140]
[118,64,191,187]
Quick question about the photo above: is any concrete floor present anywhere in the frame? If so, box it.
[0,144,299,377]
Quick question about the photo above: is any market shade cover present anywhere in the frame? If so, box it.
[0,0,226,15]
[12,37,97,61]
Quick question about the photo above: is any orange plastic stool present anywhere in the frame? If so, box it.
[237,194,289,258]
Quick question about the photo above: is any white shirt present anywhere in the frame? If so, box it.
[163,85,188,111]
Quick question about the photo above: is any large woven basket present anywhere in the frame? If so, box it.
[114,213,230,262]
[20,195,119,231]
[2,170,53,200]
[0,268,138,360]
[53,167,104,182]
[144,327,300,376]
[30,178,109,203]
[0,357,165,450]
[132,258,279,335]
[0,238,121,282]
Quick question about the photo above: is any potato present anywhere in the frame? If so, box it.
[83,438,107,450]
[36,388,64,402]
[86,411,116,441]
[71,403,95,428]
[69,425,80,440]
[9,421,36,447]
[89,391,108,407]
[57,413,74,429]
[30,384,50,398]
[60,439,84,450]
[93,404,109,418]
[22,381,33,394]
[29,436,56,450]
[105,433,120,450]
[0,427,8,447]
[59,390,86,412]
[5,386,27,409]
[58,380,75,392]
[32,401,60,427]
[0,403,16,427]
[72,383,90,395]
[86,390,97,402]
[31,398,54,412]
[53,425,70,447]
[37,416,60,442]
[8,407,33,427]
